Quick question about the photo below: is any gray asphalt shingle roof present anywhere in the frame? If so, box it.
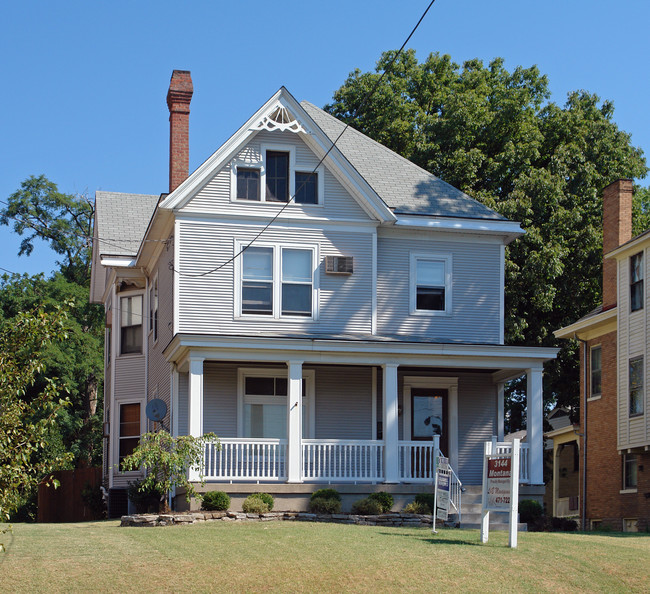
[301,101,505,220]
[94,191,159,257]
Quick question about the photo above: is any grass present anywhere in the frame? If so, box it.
[1,521,649,593]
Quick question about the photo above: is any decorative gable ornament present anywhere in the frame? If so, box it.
[251,104,306,134]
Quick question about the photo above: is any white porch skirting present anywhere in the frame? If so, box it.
[202,438,531,484]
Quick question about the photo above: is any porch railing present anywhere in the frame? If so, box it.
[495,441,530,484]
[203,438,287,481]
[302,440,383,482]
[399,441,437,482]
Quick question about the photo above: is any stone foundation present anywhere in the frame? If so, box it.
[120,511,438,528]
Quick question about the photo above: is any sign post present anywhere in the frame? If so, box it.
[480,437,520,548]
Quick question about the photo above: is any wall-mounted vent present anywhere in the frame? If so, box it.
[325,256,353,275]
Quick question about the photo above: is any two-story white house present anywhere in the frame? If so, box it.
[91,71,556,516]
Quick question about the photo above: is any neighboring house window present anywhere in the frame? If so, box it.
[120,295,143,354]
[119,402,140,470]
[590,346,602,398]
[237,168,261,201]
[240,245,315,318]
[629,357,644,416]
[295,171,318,204]
[266,151,289,202]
[242,374,308,438]
[623,454,638,490]
[630,252,644,312]
[149,277,158,342]
[410,254,451,314]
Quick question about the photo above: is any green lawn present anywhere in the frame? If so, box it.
[1,521,648,593]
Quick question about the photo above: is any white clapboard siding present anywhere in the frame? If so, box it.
[203,363,238,437]
[181,130,372,222]
[377,236,502,343]
[114,355,146,400]
[177,221,373,335]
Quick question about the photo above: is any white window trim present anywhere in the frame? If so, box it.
[149,274,159,344]
[118,290,144,357]
[236,367,316,439]
[409,252,452,316]
[230,144,323,206]
[588,344,602,401]
[114,399,144,476]
[234,240,319,321]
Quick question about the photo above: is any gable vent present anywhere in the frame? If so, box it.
[325,256,353,275]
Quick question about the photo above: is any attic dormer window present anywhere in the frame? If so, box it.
[232,144,323,205]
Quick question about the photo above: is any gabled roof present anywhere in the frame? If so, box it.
[301,102,505,220]
[94,191,159,257]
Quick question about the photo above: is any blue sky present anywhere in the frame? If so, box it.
[1,0,649,277]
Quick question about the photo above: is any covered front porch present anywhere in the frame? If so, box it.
[166,334,555,489]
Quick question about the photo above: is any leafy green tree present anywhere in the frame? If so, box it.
[0,306,73,545]
[633,185,650,236]
[121,431,219,512]
[327,50,648,422]
[1,176,104,467]
[1,175,94,285]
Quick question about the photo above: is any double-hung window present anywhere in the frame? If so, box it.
[629,356,644,416]
[120,295,143,355]
[623,454,638,490]
[410,253,451,314]
[590,346,602,399]
[630,253,644,312]
[118,402,141,470]
[240,244,315,318]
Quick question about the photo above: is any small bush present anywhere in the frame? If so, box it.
[351,497,383,515]
[201,491,230,511]
[403,501,431,515]
[127,480,160,513]
[248,492,274,511]
[310,488,341,502]
[310,497,342,514]
[368,491,394,513]
[414,493,435,513]
[242,495,270,514]
[519,499,543,524]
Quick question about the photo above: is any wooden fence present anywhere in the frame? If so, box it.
[37,467,103,523]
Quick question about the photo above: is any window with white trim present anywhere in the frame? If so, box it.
[623,453,637,490]
[232,146,322,205]
[240,370,313,439]
[410,253,451,314]
[629,356,644,416]
[239,244,315,318]
[590,345,602,398]
[120,294,143,355]
[118,402,140,470]
[630,252,643,312]
[149,276,158,342]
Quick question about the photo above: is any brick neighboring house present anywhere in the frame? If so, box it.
[555,179,649,532]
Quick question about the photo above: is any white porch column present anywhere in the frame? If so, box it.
[188,357,204,482]
[287,360,303,483]
[497,381,505,441]
[526,367,544,485]
[383,363,399,483]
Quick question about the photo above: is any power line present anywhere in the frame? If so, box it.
[173,0,437,278]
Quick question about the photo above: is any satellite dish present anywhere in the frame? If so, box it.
[146,398,168,423]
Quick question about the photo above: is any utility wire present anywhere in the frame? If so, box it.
[173,0,437,278]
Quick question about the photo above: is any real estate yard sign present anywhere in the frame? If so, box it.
[480,437,520,548]
[435,456,451,523]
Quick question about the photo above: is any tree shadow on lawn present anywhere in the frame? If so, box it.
[377,528,483,547]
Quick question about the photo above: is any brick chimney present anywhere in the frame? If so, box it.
[167,70,193,193]
[602,178,633,309]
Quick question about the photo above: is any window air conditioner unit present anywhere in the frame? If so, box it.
[325,256,353,275]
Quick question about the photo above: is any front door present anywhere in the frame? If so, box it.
[411,387,447,453]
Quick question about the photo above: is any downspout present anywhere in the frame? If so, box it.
[576,335,588,531]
